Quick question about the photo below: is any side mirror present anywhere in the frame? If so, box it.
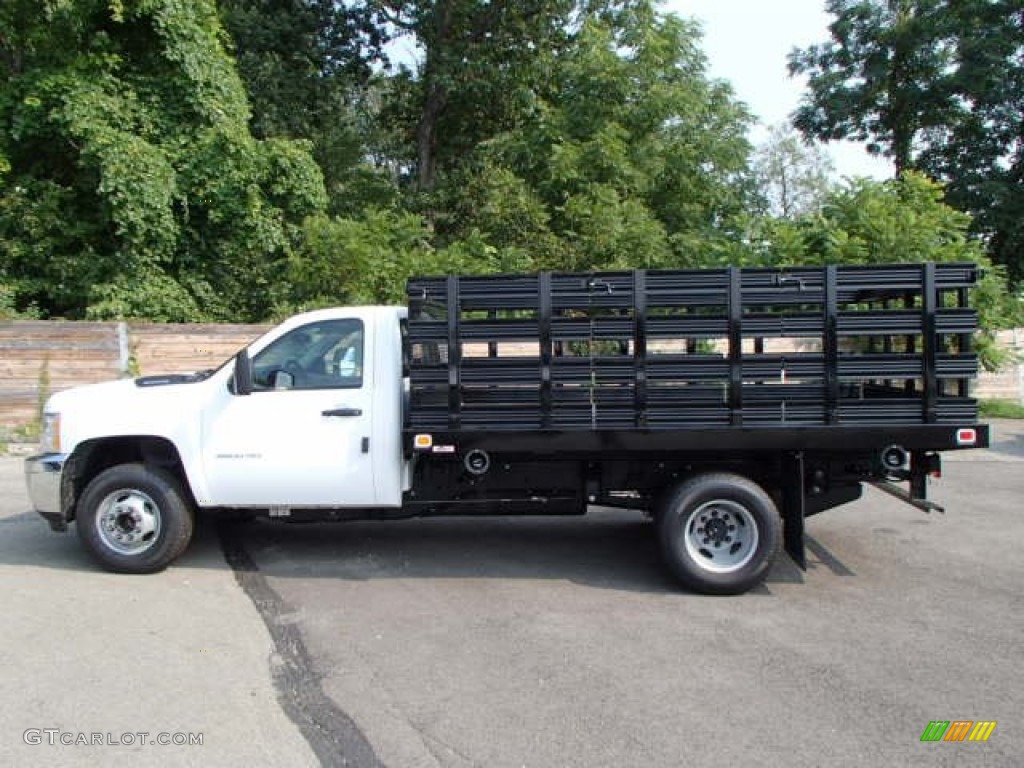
[270,370,294,390]
[233,348,254,396]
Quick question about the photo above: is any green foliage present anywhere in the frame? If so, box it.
[789,0,952,172]
[3,0,1017,349]
[979,399,1024,420]
[126,347,142,377]
[375,0,575,190]
[0,284,11,319]
[790,0,1024,282]
[290,209,527,309]
[742,174,986,267]
[86,266,206,322]
[293,209,434,306]
[814,174,983,266]
[0,281,22,318]
[0,421,43,447]
[219,0,384,215]
[739,173,1022,369]
[427,2,755,273]
[0,0,327,321]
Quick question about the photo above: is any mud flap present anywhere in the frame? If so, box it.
[782,451,806,570]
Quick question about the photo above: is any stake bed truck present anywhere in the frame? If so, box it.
[25,263,989,593]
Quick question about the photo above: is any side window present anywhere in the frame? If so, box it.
[252,319,364,391]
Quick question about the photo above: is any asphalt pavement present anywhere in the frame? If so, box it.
[0,457,317,767]
[1,420,1021,767]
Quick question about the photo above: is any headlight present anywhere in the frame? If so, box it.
[40,412,61,453]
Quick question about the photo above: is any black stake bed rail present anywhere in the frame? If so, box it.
[405,263,981,437]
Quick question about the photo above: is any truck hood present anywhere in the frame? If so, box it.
[47,374,218,452]
[48,375,208,410]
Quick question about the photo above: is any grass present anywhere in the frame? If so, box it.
[979,399,1024,419]
[0,423,39,445]
[13,422,40,440]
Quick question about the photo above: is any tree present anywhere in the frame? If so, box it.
[740,173,1021,367]
[372,0,578,191]
[789,0,1024,282]
[292,208,523,306]
[0,0,326,320]
[924,0,1024,283]
[789,0,955,174]
[219,1,382,140]
[753,124,835,218]
[248,0,756,280]
[219,1,388,213]
[431,1,756,271]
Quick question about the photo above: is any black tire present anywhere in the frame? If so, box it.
[76,464,195,574]
[657,472,780,595]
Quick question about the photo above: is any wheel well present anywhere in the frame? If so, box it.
[645,461,780,511]
[67,437,191,521]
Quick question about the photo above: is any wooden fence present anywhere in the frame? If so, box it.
[1,320,1022,430]
[0,321,268,428]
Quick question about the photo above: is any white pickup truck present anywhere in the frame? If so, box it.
[25,265,988,594]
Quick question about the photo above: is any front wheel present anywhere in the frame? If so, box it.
[657,472,780,595]
[76,464,195,573]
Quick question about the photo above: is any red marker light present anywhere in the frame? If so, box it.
[956,428,977,445]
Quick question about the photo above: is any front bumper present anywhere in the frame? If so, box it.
[25,453,71,532]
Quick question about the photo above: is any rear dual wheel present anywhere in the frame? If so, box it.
[657,472,781,595]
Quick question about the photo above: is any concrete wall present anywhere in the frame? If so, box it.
[979,329,1024,402]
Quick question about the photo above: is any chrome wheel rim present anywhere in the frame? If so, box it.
[683,499,758,574]
[95,488,161,555]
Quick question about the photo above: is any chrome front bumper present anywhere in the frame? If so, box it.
[25,453,71,531]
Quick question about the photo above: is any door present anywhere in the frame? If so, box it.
[201,317,376,507]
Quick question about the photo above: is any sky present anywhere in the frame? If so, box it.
[665,0,893,180]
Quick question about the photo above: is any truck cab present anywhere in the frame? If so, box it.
[26,306,409,572]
